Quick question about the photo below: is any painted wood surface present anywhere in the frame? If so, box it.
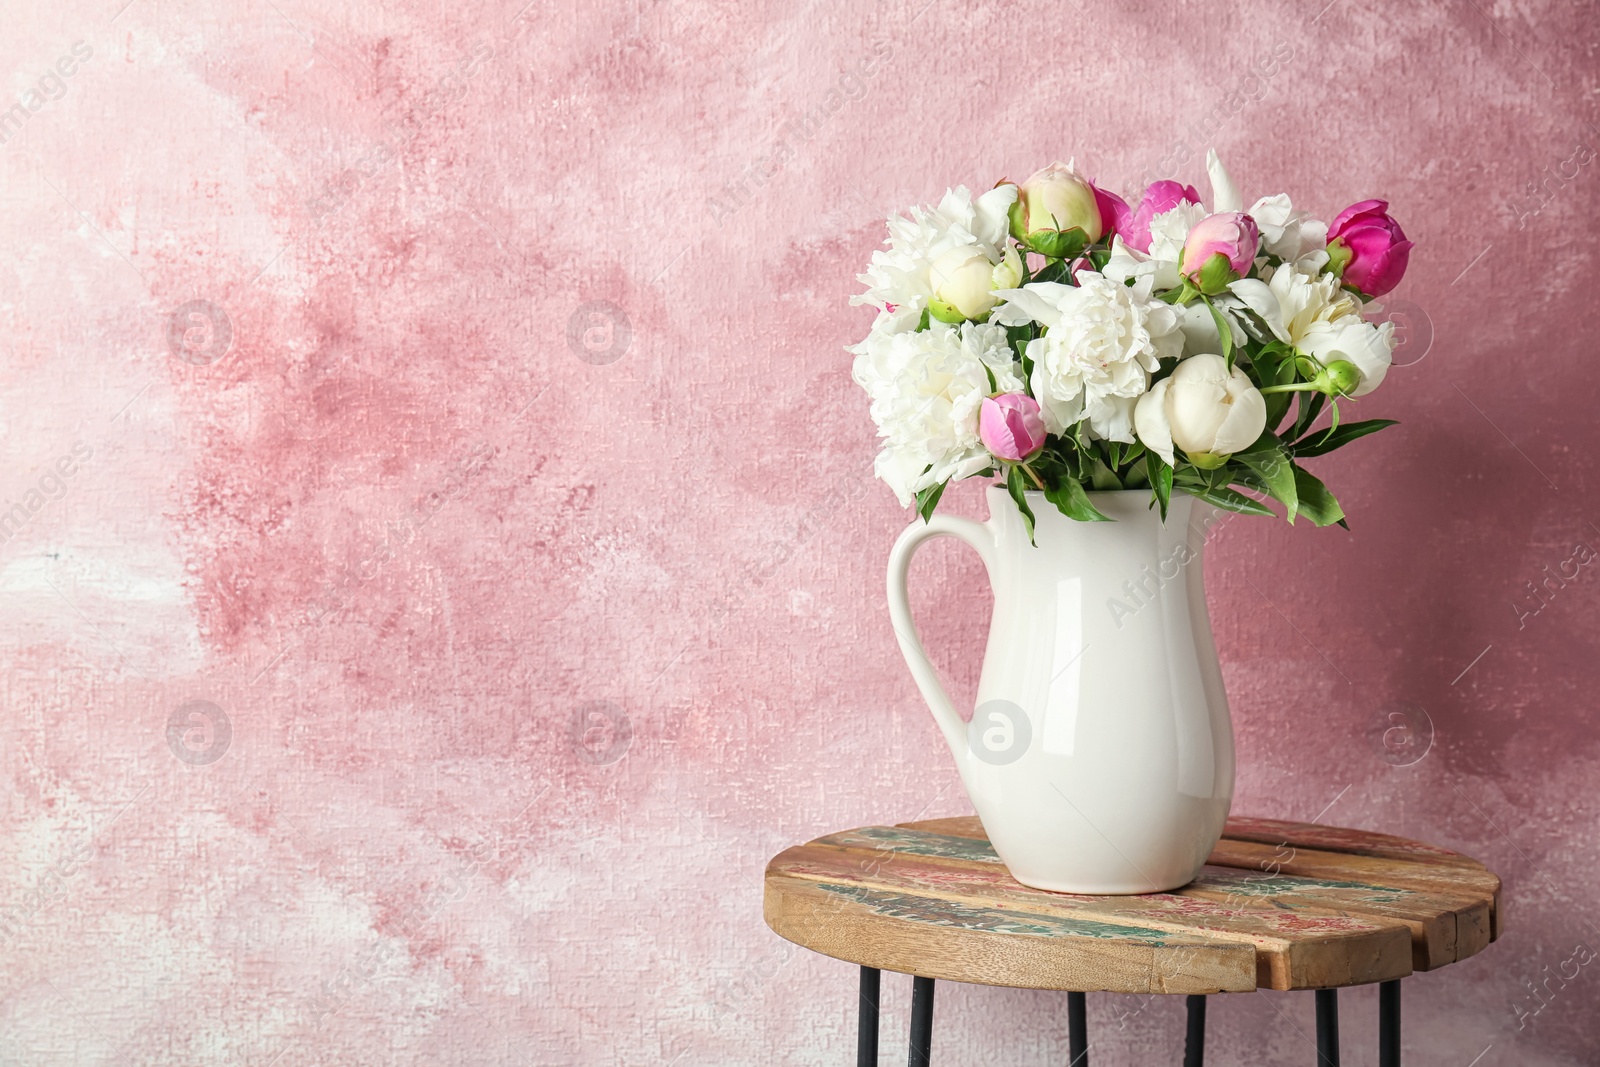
[764,816,1502,993]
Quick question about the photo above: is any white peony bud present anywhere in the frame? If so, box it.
[1134,353,1267,467]
[929,245,1016,322]
[991,245,1024,292]
[1014,162,1103,241]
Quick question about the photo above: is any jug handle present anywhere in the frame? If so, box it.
[886,514,998,756]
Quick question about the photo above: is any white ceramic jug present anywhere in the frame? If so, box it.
[887,487,1234,894]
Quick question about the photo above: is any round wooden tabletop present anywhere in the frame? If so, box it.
[764,815,1501,994]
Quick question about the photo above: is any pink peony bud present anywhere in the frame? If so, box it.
[1327,199,1413,297]
[1180,211,1260,293]
[1120,180,1202,253]
[979,393,1047,462]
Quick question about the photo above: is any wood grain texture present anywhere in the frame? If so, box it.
[764,815,1502,993]
[764,872,1257,993]
[1220,817,1487,868]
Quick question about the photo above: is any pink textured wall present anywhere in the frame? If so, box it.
[1,0,1597,1062]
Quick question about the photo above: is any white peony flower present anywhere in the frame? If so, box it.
[1226,264,1349,345]
[1249,193,1328,270]
[1225,265,1393,396]
[849,322,1024,506]
[1298,317,1395,397]
[1206,149,1244,213]
[1104,245,1246,358]
[852,185,1019,334]
[1101,200,1207,294]
[991,273,1184,442]
[1145,202,1209,289]
[1174,301,1246,357]
[1100,235,1157,288]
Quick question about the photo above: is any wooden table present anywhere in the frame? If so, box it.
[764,814,1501,1065]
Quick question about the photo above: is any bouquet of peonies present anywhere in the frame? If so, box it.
[848,150,1411,535]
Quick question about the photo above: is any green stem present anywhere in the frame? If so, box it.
[1020,462,1046,491]
[1259,382,1324,395]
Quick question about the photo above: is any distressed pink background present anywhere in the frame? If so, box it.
[0,0,1596,1062]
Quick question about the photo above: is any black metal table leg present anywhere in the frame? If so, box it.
[1183,994,1206,1066]
[1315,988,1340,1066]
[1067,990,1088,1066]
[1379,980,1400,1067]
[908,976,935,1067]
[857,967,880,1067]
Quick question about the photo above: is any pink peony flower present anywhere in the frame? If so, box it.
[1120,180,1202,253]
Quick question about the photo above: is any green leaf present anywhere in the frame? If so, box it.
[1291,389,1326,440]
[1031,258,1070,286]
[1004,323,1034,380]
[916,307,931,332]
[1186,485,1275,517]
[1204,298,1234,367]
[1261,351,1298,430]
[1004,323,1032,350]
[1123,455,1150,489]
[1029,447,1067,488]
[1005,465,1037,544]
[1233,434,1298,524]
[1292,418,1399,458]
[1291,464,1345,527]
[1044,441,1082,483]
[915,479,948,524]
[1147,451,1174,521]
[1027,227,1088,260]
[1088,454,1121,490]
[983,363,997,393]
[1043,472,1112,523]
[1255,340,1292,363]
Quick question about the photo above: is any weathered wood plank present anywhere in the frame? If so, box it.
[898,815,987,839]
[1204,837,1501,903]
[1222,816,1488,869]
[1176,865,1491,971]
[894,816,1500,953]
[1205,837,1502,947]
[764,869,1256,994]
[901,815,1491,874]
[775,841,1413,990]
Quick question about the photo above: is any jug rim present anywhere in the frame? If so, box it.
[986,484,1155,498]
